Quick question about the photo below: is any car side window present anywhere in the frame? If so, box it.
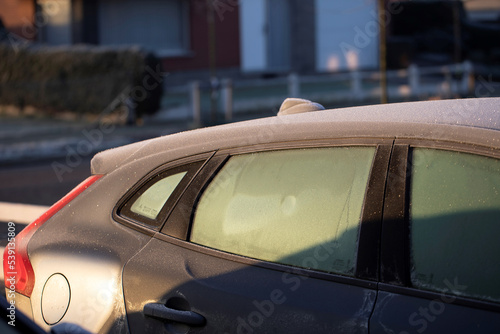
[130,172,187,220]
[410,148,500,302]
[190,147,375,276]
[118,162,203,229]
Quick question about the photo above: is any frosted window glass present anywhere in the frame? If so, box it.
[411,149,500,302]
[191,147,375,275]
[131,172,187,220]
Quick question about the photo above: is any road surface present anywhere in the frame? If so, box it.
[0,157,91,206]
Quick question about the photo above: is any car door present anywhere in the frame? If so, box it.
[122,140,392,333]
[370,142,500,333]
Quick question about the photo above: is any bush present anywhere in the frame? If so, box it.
[0,44,164,117]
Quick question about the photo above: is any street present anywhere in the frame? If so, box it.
[0,157,91,206]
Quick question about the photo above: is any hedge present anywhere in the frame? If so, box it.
[0,44,163,117]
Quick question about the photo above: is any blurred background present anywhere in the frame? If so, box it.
[0,0,500,207]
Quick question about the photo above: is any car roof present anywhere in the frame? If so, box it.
[91,97,500,175]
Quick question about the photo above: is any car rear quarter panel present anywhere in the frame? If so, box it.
[26,154,180,333]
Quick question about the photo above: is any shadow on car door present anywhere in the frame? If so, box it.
[122,230,377,334]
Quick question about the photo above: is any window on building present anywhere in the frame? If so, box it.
[98,0,189,56]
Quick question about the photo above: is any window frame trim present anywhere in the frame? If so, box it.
[154,230,378,290]
[378,283,500,313]
[113,152,215,234]
[162,138,393,283]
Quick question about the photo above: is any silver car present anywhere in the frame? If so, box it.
[4,98,500,333]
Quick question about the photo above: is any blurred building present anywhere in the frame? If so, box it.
[0,0,382,76]
[6,0,497,76]
[239,0,379,73]
[0,0,241,74]
[0,0,36,41]
[464,0,500,23]
[387,0,500,68]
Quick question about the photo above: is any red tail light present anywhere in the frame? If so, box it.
[3,175,102,297]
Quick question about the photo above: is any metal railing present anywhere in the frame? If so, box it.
[167,61,474,123]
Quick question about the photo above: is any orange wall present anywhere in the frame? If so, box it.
[0,0,36,40]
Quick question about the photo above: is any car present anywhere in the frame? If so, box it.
[4,97,500,333]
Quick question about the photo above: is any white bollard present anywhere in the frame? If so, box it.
[461,61,474,96]
[288,73,300,98]
[350,70,362,100]
[221,79,233,122]
[191,81,201,127]
[409,64,420,96]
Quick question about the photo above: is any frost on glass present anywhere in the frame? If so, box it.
[410,148,500,302]
[131,171,187,220]
[191,147,375,276]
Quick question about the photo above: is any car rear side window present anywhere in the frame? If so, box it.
[130,171,187,219]
[410,148,500,302]
[191,147,375,276]
[119,162,203,229]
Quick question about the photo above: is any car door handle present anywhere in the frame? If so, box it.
[143,303,206,327]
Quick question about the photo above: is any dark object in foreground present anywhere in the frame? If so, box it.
[0,295,91,334]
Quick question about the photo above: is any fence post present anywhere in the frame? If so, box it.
[443,66,453,97]
[409,64,420,96]
[288,73,300,97]
[191,81,201,127]
[461,61,474,96]
[350,70,362,100]
[221,78,233,122]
